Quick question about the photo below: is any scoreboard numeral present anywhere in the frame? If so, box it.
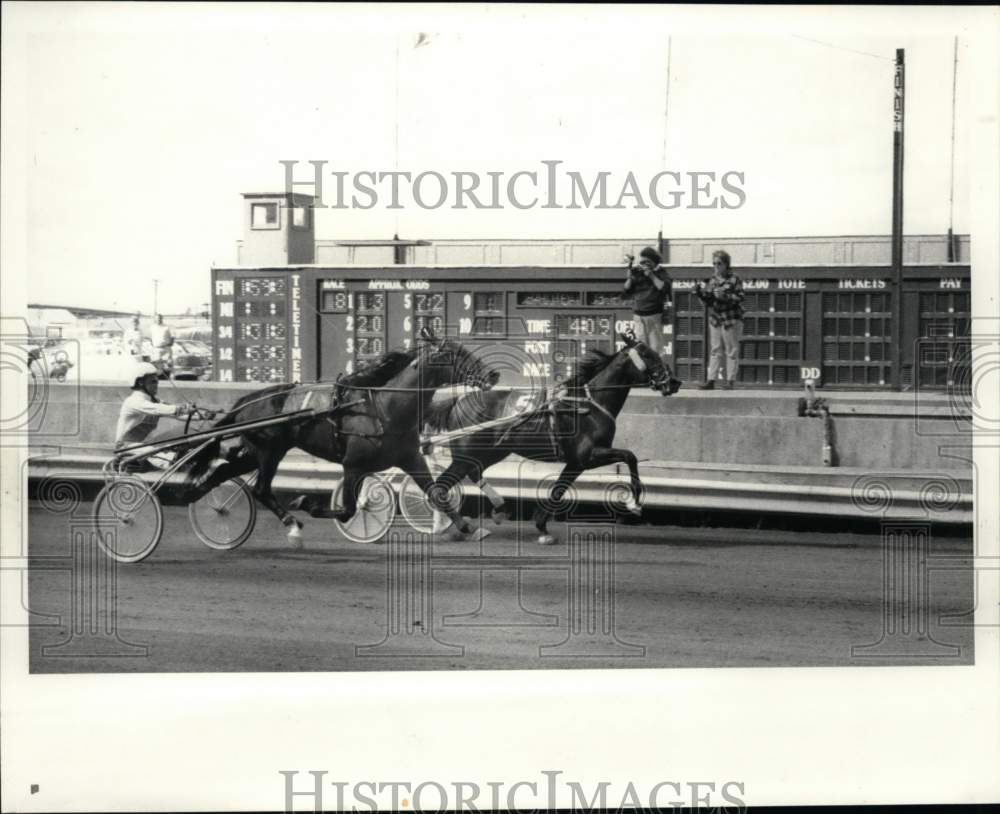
[404,294,412,310]
[218,326,233,339]
[346,337,354,353]
[459,318,472,334]
[219,302,234,318]
[346,315,354,331]
[219,348,233,361]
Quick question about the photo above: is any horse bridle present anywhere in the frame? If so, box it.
[624,342,671,392]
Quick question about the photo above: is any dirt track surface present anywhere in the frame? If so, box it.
[27,502,973,672]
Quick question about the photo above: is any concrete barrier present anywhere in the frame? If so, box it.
[26,382,972,473]
[22,381,973,526]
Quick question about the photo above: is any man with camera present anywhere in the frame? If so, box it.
[694,249,745,390]
[623,246,671,355]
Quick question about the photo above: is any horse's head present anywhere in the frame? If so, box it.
[417,327,500,391]
[618,329,682,396]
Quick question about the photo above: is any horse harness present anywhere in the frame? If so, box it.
[321,376,387,444]
[494,383,617,462]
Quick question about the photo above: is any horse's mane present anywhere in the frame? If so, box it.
[562,348,618,389]
[338,347,419,389]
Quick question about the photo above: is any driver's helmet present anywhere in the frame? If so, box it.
[128,361,160,389]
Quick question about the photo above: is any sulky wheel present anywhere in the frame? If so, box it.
[188,477,257,551]
[398,473,463,534]
[333,473,397,543]
[93,478,164,563]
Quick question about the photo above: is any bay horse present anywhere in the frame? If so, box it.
[421,332,680,544]
[182,328,500,543]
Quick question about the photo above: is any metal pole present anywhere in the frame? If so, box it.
[153,279,160,317]
[947,36,959,263]
[891,49,905,390]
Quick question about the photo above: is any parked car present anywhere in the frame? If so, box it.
[170,339,213,380]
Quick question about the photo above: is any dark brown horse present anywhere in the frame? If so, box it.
[183,329,500,543]
[421,332,680,544]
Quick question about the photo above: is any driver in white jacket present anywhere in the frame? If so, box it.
[114,362,218,472]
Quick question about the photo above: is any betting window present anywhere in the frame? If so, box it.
[672,291,705,384]
[739,291,805,386]
[821,291,892,387]
[917,291,971,389]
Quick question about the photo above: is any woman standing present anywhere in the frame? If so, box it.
[694,250,744,390]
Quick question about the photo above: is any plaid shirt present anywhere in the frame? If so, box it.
[695,272,745,328]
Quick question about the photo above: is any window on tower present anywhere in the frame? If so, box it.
[291,206,310,229]
[251,202,280,230]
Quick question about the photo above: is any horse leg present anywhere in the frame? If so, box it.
[534,465,584,545]
[435,455,499,538]
[478,476,508,524]
[588,446,643,514]
[332,467,363,523]
[454,457,507,524]
[250,450,305,545]
[406,453,474,536]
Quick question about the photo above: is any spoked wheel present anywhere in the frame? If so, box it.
[398,474,463,534]
[333,473,397,543]
[188,477,257,550]
[93,478,164,563]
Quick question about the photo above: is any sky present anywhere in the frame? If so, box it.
[2,4,993,314]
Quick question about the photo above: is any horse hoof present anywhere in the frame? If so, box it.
[471,526,491,541]
[287,495,308,512]
[537,534,557,546]
[431,511,453,535]
[618,490,642,515]
[287,523,304,548]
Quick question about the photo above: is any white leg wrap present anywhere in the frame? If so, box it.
[478,478,504,508]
